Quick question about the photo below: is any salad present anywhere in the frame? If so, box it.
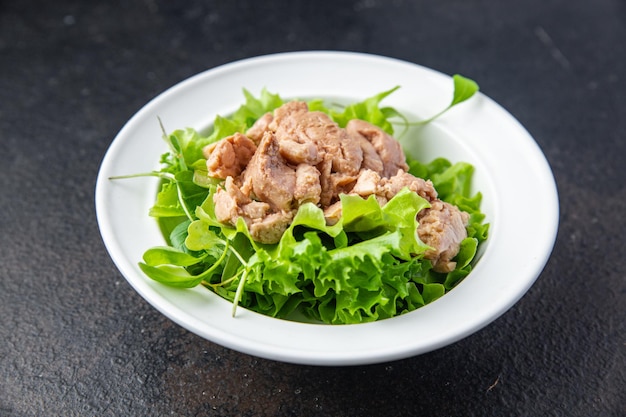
[113,76,489,325]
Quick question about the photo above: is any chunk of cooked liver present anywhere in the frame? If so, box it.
[213,176,251,224]
[346,119,409,177]
[241,131,296,212]
[270,101,362,207]
[417,200,470,273]
[381,169,438,202]
[203,132,257,179]
[294,163,322,205]
[353,132,385,174]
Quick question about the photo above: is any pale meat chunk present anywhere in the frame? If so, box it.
[329,172,358,200]
[204,132,257,179]
[351,168,437,204]
[352,169,382,197]
[417,200,470,273]
[213,177,251,224]
[213,177,291,244]
[346,119,408,177]
[270,101,364,206]
[278,137,320,165]
[241,131,296,212]
[269,101,309,134]
[249,211,294,244]
[241,201,271,220]
[354,133,384,174]
[316,155,360,207]
[294,163,321,205]
[323,201,342,226]
[272,102,363,171]
[316,155,334,207]
[381,170,438,202]
[245,112,273,144]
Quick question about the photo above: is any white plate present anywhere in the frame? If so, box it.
[95,51,559,366]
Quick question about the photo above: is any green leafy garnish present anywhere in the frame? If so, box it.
[416,74,480,124]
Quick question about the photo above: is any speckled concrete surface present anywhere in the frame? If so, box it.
[1,1,624,415]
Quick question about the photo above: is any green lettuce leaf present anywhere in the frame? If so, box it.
[330,86,402,135]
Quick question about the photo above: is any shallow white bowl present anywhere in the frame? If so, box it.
[95,51,559,366]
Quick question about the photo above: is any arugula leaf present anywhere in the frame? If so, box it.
[149,171,210,221]
[451,74,480,106]
[138,263,207,288]
[417,74,480,123]
[142,246,206,267]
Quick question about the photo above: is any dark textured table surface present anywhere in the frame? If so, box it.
[1,0,625,416]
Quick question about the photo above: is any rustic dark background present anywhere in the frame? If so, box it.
[1,0,624,416]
